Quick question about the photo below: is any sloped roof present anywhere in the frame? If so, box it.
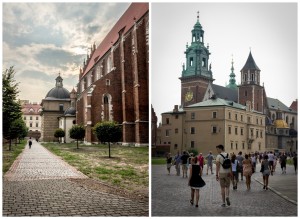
[290,100,298,112]
[187,97,246,110]
[81,3,149,78]
[267,97,296,113]
[211,84,238,102]
[241,51,260,71]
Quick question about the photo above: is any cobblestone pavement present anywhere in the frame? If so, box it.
[3,140,148,216]
[152,163,297,216]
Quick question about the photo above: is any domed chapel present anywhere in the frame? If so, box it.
[40,74,76,142]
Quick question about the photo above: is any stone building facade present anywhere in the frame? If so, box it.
[40,75,74,142]
[76,3,149,145]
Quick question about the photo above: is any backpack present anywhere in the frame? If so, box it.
[220,153,231,169]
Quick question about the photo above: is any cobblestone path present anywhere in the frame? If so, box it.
[3,140,148,216]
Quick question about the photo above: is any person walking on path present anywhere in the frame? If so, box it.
[261,154,271,190]
[268,151,275,175]
[251,154,257,172]
[231,154,238,190]
[181,151,189,178]
[28,137,32,149]
[166,153,173,175]
[236,151,244,181]
[188,157,206,208]
[197,153,204,171]
[216,145,232,207]
[205,151,214,175]
[279,152,287,174]
[174,152,181,176]
[293,153,297,174]
[243,154,253,190]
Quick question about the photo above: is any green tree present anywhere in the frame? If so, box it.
[69,125,85,149]
[3,67,22,150]
[54,128,65,143]
[93,121,122,158]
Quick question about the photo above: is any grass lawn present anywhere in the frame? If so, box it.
[42,142,148,195]
[3,140,27,174]
[152,157,166,165]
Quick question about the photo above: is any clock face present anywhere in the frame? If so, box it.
[185,91,193,102]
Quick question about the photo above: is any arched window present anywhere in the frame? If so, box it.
[244,73,247,82]
[104,95,109,121]
[107,56,111,73]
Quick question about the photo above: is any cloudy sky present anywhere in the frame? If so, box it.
[152,3,298,123]
[3,2,130,103]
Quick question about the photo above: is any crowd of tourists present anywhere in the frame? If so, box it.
[165,148,297,207]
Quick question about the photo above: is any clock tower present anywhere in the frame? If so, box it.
[180,12,214,107]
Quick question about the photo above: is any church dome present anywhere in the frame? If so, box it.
[64,106,76,116]
[46,87,70,99]
[273,120,289,128]
[45,74,70,99]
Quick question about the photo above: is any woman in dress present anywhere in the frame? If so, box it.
[188,157,205,207]
[242,154,253,190]
[261,154,271,190]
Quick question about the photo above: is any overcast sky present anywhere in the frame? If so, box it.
[3,2,130,103]
[152,3,298,123]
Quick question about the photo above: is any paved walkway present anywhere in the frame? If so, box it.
[152,163,297,216]
[3,140,148,216]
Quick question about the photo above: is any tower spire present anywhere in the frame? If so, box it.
[226,55,237,90]
[197,11,199,22]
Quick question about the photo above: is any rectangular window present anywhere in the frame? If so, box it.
[106,79,110,86]
[166,130,169,137]
[235,114,238,121]
[191,127,195,134]
[261,119,263,125]
[175,128,178,134]
[231,142,233,150]
[190,57,193,66]
[212,112,217,119]
[260,130,263,138]
[191,141,195,148]
[212,126,217,134]
[236,143,238,150]
[36,116,39,120]
[248,116,251,123]
[36,123,38,127]
[235,127,238,135]
[256,118,259,124]
[241,115,243,122]
[241,128,244,136]
[191,112,195,120]
[30,123,32,127]
[174,144,178,149]
[242,142,245,149]
[256,130,259,138]
[229,112,231,119]
[166,118,169,124]
[59,104,64,111]
[250,129,254,137]
[228,126,231,134]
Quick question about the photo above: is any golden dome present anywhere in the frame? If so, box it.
[273,120,289,128]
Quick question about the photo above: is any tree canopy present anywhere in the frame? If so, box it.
[69,125,85,149]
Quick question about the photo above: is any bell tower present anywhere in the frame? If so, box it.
[238,51,267,113]
[180,12,214,107]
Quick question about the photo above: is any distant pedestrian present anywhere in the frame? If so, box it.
[231,154,238,190]
[28,137,32,149]
[205,151,214,175]
[251,154,257,172]
[268,151,275,175]
[166,153,172,175]
[279,152,287,174]
[293,154,297,174]
[261,154,271,190]
[243,154,253,190]
[174,152,181,176]
[197,153,204,170]
[236,151,244,181]
[216,144,232,207]
[181,151,189,178]
[188,157,206,208]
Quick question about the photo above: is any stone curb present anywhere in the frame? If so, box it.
[254,177,297,205]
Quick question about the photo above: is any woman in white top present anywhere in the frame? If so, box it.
[231,154,238,190]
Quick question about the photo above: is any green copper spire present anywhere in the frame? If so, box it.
[181,12,213,80]
[226,56,238,90]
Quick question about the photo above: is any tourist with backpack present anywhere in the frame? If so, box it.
[242,154,253,190]
[215,144,232,207]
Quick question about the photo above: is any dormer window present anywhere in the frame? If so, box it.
[202,58,206,67]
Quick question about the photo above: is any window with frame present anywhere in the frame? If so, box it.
[212,111,217,119]
[166,118,170,124]
[229,112,231,119]
[236,143,238,150]
[36,123,38,127]
[59,104,64,111]
[248,116,251,123]
[175,128,178,134]
[30,123,32,127]
[241,128,244,135]
[256,129,259,138]
[191,127,195,134]
[231,142,233,149]
[166,130,169,137]
[260,130,263,138]
[191,112,195,120]
[235,114,238,121]
[242,142,245,149]
[250,128,254,137]
[241,115,243,122]
[228,126,231,134]
[36,116,39,120]
[191,141,195,148]
[235,127,238,135]
[212,126,217,134]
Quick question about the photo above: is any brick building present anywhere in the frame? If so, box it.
[76,3,149,145]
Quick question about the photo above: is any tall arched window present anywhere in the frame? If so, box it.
[104,96,109,121]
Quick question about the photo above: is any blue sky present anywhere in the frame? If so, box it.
[3,2,130,103]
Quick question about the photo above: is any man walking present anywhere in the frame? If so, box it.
[205,151,214,175]
[216,144,232,207]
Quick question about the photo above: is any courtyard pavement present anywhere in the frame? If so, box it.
[3,140,148,216]
[152,162,297,216]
